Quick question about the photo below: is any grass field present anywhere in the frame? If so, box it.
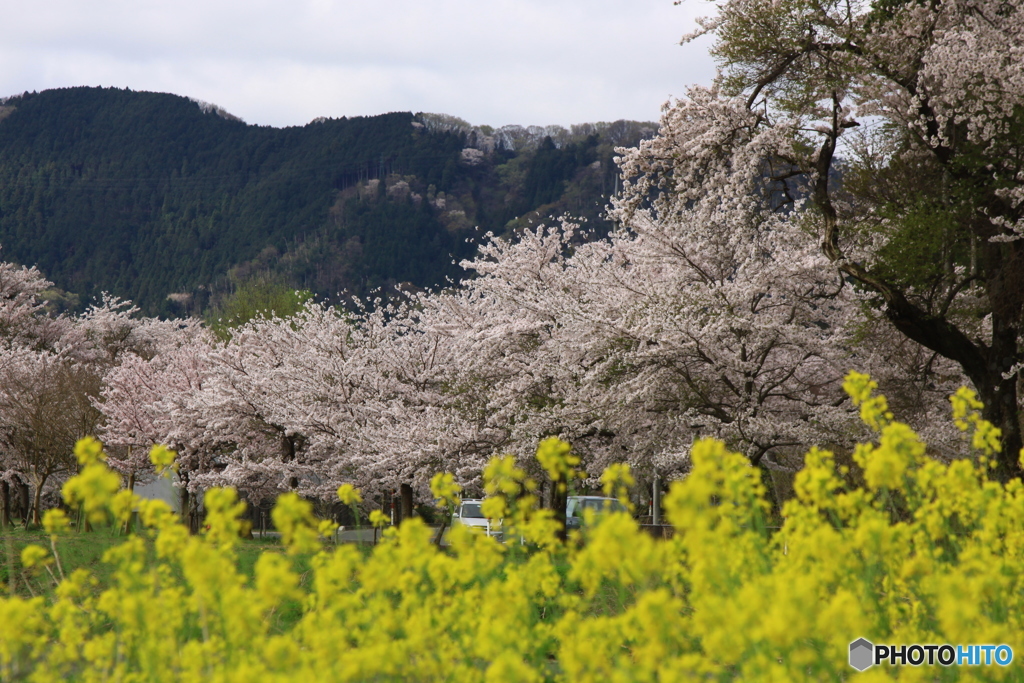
[0,524,379,635]
[2,525,286,599]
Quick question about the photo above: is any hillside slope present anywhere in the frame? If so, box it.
[0,87,653,314]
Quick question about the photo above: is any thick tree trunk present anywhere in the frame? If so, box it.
[883,299,1023,480]
[282,435,299,491]
[237,495,254,540]
[981,247,1024,480]
[550,484,568,543]
[399,483,414,524]
[180,479,191,533]
[1,480,9,528]
[31,477,46,526]
[972,351,1023,481]
[18,483,29,528]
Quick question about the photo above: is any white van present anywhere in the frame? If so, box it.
[451,499,501,537]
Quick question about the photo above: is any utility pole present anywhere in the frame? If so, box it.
[652,474,661,526]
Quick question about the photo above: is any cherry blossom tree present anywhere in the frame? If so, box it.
[621,0,1024,476]
[0,255,66,349]
[0,346,100,523]
[185,306,350,503]
[96,318,211,489]
[0,266,139,522]
[445,214,860,483]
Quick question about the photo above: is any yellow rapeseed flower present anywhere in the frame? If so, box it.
[20,544,51,568]
[73,436,106,466]
[336,483,362,505]
[430,472,462,508]
[8,383,1024,682]
[149,444,177,476]
[535,437,579,491]
[41,508,70,536]
[368,509,388,528]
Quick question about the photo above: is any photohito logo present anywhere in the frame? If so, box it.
[849,639,1013,671]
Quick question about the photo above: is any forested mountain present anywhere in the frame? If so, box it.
[0,87,654,315]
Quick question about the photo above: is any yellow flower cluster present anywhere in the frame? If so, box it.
[149,444,178,477]
[429,472,462,509]
[951,386,1004,458]
[3,373,1024,681]
[535,437,580,494]
[335,483,362,507]
[61,437,121,527]
[599,462,636,512]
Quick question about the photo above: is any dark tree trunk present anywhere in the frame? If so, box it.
[399,483,414,524]
[123,472,137,534]
[550,484,568,542]
[873,299,1023,480]
[972,363,1023,481]
[180,478,192,533]
[31,478,47,526]
[18,483,29,528]
[282,434,299,491]
[1,480,9,528]
[953,237,1024,480]
[240,496,254,540]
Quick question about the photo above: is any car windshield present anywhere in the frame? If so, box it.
[578,499,627,514]
[460,503,484,519]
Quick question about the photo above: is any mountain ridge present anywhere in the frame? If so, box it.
[0,86,655,315]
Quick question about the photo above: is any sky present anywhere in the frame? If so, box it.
[0,0,718,129]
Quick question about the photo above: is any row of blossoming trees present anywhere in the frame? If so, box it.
[0,215,969,524]
[2,0,1023,524]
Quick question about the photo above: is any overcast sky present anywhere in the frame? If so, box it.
[1,0,718,129]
